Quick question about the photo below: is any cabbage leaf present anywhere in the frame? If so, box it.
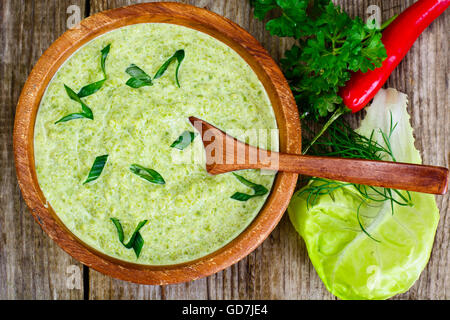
[288,88,440,300]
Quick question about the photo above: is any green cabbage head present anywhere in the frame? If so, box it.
[288,88,440,300]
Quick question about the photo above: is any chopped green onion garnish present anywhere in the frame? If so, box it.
[125,64,153,88]
[54,112,92,124]
[55,84,93,124]
[83,154,108,184]
[100,44,111,78]
[170,131,197,150]
[231,173,268,201]
[110,218,148,258]
[153,49,185,87]
[77,43,110,97]
[77,79,106,98]
[55,44,110,124]
[125,49,185,88]
[130,164,165,185]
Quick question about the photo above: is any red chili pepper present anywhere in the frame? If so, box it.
[340,0,450,113]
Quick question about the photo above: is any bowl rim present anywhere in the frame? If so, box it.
[13,2,301,285]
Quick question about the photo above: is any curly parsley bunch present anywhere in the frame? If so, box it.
[251,0,387,119]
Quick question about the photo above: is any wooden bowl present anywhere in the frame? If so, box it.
[13,2,301,285]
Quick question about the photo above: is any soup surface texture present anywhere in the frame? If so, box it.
[34,23,278,265]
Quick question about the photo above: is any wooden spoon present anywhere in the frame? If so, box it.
[189,116,449,195]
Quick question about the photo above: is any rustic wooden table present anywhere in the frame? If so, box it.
[0,0,448,300]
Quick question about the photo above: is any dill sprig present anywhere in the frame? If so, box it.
[299,114,413,240]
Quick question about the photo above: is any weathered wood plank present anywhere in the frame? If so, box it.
[336,0,449,299]
[385,0,449,300]
[0,0,86,299]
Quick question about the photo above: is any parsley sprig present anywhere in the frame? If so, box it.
[251,0,387,119]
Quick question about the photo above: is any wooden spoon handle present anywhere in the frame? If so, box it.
[188,116,448,195]
[276,154,449,194]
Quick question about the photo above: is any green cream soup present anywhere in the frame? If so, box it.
[34,23,278,265]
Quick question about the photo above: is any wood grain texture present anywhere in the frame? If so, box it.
[0,0,86,299]
[1,0,448,300]
[385,0,449,300]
